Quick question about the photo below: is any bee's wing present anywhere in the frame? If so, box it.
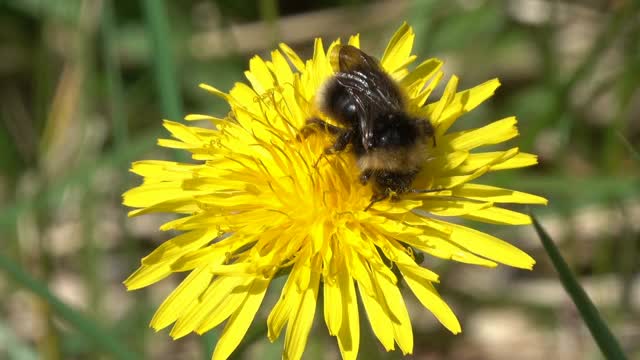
[331,45,406,148]
[330,45,380,73]
[332,70,403,149]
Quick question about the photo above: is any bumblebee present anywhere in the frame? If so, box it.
[304,45,435,209]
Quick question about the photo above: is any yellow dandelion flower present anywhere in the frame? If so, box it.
[123,23,547,360]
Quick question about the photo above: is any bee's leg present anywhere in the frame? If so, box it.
[302,117,352,153]
[303,117,343,136]
[359,169,373,185]
[324,129,353,154]
[314,130,353,168]
[312,129,354,167]
[418,119,437,147]
[364,192,389,212]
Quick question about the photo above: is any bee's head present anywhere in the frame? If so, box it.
[317,78,359,126]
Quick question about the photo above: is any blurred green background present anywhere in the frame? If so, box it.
[1,0,639,359]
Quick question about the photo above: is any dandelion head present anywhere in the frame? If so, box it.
[123,23,547,360]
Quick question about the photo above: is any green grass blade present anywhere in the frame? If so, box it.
[101,0,128,147]
[141,0,187,162]
[616,131,640,163]
[0,253,138,360]
[258,0,279,48]
[141,0,182,120]
[201,330,219,360]
[530,214,627,360]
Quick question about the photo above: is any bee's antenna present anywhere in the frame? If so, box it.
[364,199,377,212]
[409,188,447,194]
[314,153,327,168]
[364,193,389,212]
